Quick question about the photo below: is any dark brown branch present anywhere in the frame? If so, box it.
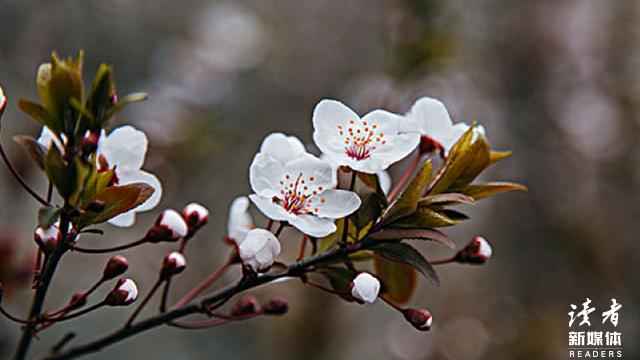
[45,236,387,360]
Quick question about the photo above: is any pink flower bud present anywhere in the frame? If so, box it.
[80,131,100,155]
[105,278,139,306]
[103,255,129,280]
[145,210,188,243]
[161,251,186,279]
[350,272,380,304]
[67,292,88,311]
[238,229,281,272]
[230,295,260,317]
[0,86,6,116]
[402,308,433,331]
[263,297,288,316]
[182,202,209,232]
[34,225,62,251]
[455,236,493,264]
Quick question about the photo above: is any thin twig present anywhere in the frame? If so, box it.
[70,238,147,254]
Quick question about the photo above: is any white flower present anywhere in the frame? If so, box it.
[238,228,281,271]
[37,125,163,227]
[249,152,361,237]
[258,132,307,165]
[227,196,254,245]
[351,272,380,303]
[312,99,420,174]
[403,97,485,156]
[321,153,392,195]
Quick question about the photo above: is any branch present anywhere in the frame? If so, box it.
[45,237,379,360]
[14,210,72,360]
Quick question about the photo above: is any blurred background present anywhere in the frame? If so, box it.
[0,0,639,359]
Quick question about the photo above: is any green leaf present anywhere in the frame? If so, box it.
[382,160,432,224]
[375,255,417,304]
[38,206,60,228]
[419,193,475,206]
[389,206,458,229]
[315,266,356,300]
[427,125,490,195]
[352,173,386,233]
[69,158,94,207]
[86,64,115,125]
[37,52,85,135]
[13,135,46,169]
[462,182,527,200]
[371,242,439,286]
[369,228,454,249]
[78,183,154,226]
[44,145,74,199]
[489,150,512,165]
[17,99,49,127]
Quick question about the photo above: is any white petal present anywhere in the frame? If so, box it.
[313,189,361,219]
[249,153,284,198]
[116,169,163,212]
[248,194,291,222]
[108,211,136,227]
[372,133,420,166]
[227,196,254,243]
[283,153,335,189]
[406,97,453,139]
[312,99,360,156]
[351,272,380,303]
[37,127,64,152]
[288,215,337,237]
[378,170,392,195]
[98,125,148,171]
[259,132,307,164]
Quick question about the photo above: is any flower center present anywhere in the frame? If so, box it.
[276,172,325,215]
[337,119,386,161]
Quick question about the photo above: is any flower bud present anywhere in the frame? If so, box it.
[105,278,139,306]
[182,202,209,232]
[263,297,288,316]
[67,292,87,311]
[350,272,380,304]
[454,236,493,264]
[238,229,281,272]
[102,255,129,280]
[80,131,100,155]
[0,86,6,116]
[160,251,186,279]
[230,295,260,317]
[34,225,62,252]
[402,308,433,331]
[145,209,189,243]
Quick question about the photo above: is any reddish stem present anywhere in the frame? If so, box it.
[430,257,454,265]
[171,261,233,309]
[387,153,422,202]
[297,235,308,261]
[380,294,404,312]
[125,278,163,328]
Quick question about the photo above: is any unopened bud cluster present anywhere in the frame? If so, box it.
[34,225,62,251]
